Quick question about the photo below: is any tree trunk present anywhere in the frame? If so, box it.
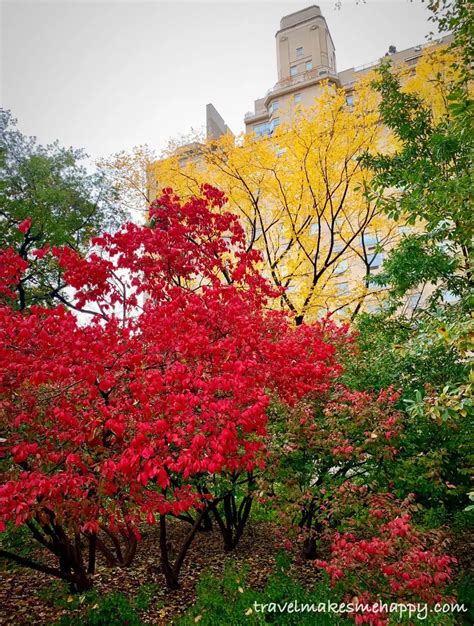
[87,534,97,574]
[210,472,255,551]
[94,527,137,568]
[158,508,209,589]
[198,510,213,532]
[302,537,317,559]
[2,518,93,592]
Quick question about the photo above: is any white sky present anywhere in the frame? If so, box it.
[1,0,439,159]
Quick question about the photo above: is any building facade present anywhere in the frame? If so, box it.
[244,4,451,135]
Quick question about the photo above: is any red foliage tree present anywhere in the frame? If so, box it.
[315,493,457,625]
[265,385,404,559]
[0,186,342,590]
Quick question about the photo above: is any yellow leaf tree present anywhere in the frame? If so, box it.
[129,44,457,323]
[97,145,158,220]
[149,78,400,322]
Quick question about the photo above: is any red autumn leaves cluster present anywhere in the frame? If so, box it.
[315,495,457,625]
[0,186,339,539]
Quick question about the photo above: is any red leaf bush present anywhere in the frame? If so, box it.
[315,493,457,625]
[0,186,341,589]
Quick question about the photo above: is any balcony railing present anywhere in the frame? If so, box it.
[353,59,380,73]
[245,67,337,120]
[244,108,268,121]
[268,66,336,94]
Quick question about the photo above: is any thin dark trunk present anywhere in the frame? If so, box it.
[198,510,213,532]
[234,495,253,547]
[87,534,96,574]
[94,528,137,568]
[121,532,137,567]
[298,497,321,560]
[159,508,209,589]
[159,515,180,589]
[210,503,234,551]
[26,521,58,555]
[2,531,92,592]
[104,526,123,563]
[302,537,317,559]
[95,535,115,566]
[210,473,255,551]
[0,549,71,581]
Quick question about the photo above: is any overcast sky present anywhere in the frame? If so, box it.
[1,0,439,159]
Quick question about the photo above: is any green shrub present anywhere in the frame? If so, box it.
[0,523,33,564]
[55,585,157,626]
[178,553,345,625]
[37,580,97,610]
[455,574,474,626]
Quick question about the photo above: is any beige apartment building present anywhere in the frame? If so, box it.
[244,5,451,136]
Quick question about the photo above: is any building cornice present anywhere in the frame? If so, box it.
[263,73,340,108]
[244,110,268,125]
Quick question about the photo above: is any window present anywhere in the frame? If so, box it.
[335,217,344,232]
[286,284,296,293]
[306,61,313,71]
[290,66,297,77]
[407,293,421,309]
[270,118,280,133]
[366,301,380,313]
[294,93,302,104]
[346,94,354,107]
[309,223,319,236]
[254,122,270,138]
[335,259,348,275]
[442,290,458,304]
[296,46,304,58]
[363,232,379,249]
[270,100,279,113]
[369,252,384,269]
[398,225,411,235]
[337,282,350,295]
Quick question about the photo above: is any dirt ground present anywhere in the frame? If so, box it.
[0,520,322,625]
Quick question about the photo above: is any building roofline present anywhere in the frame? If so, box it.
[278,5,321,31]
[263,74,339,108]
[338,33,452,76]
[275,14,336,52]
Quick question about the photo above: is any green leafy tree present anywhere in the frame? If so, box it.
[349,0,474,524]
[343,308,467,398]
[362,0,473,307]
[0,109,125,308]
